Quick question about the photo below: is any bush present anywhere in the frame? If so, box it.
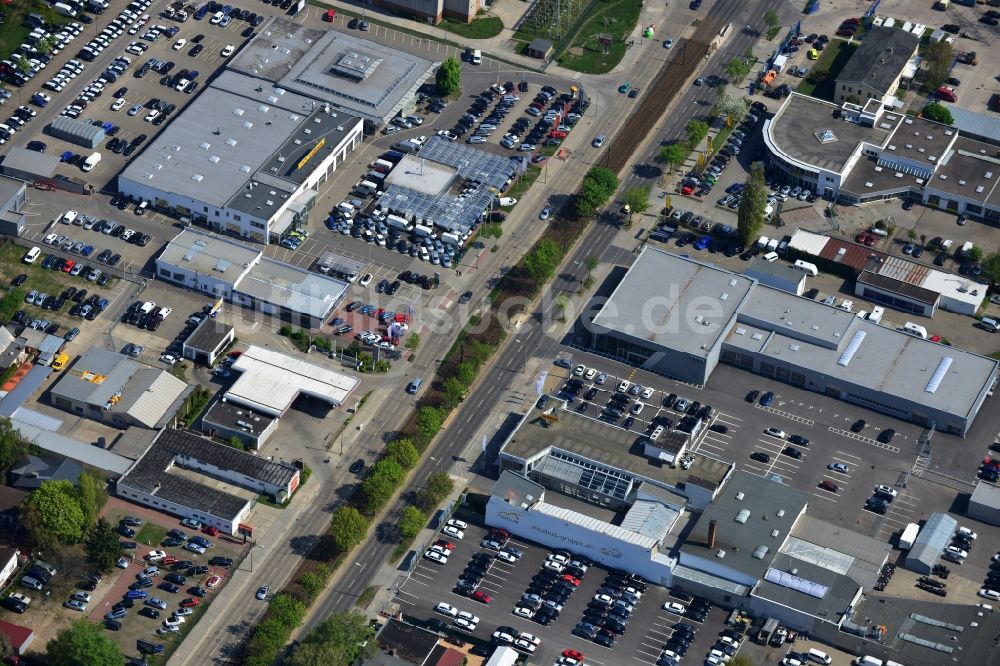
[386,439,419,470]
[296,566,329,601]
[399,505,427,538]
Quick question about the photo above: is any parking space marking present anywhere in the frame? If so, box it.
[755,403,815,426]
[834,449,863,462]
[810,492,838,503]
[823,473,848,485]
[828,427,901,453]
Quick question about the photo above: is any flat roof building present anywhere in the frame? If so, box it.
[116,428,300,534]
[119,70,363,243]
[182,318,235,367]
[49,348,191,429]
[587,247,998,436]
[201,400,278,450]
[225,345,359,417]
[227,19,436,129]
[590,247,756,385]
[744,258,806,296]
[967,480,1000,527]
[156,229,349,328]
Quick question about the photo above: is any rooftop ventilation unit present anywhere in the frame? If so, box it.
[838,330,866,366]
[233,108,245,116]
[226,138,238,146]
[736,492,745,501]
[925,356,954,394]
[242,121,253,129]
[200,142,211,150]
[752,546,769,560]
[209,155,220,163]
[735,509,750,524]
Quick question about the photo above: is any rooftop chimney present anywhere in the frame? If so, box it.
[707,519,718,549]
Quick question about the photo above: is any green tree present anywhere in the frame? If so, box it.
[404,332,421,352]
[398,505,427,538]
[922,40,953,91]
[417,406,446,441]
[47,620,125,666]
[297,565,329,600]
[584,254,599,280]
[481,222,503,248]
[622,186,650,226]
[737,162,768,246]
[387,439,419,470]
[577,167,619,217]
[922,102,954,125]
[0,289,27,325]
[268,594,307,628]
[436,57,462,96]
[291,611,376,666]
[717,91,750,126]
[425,472,454,504]
[658,143,688,173]
[686,119,709,147]
[969,245,983,262]
[764,9,779,30]
[85,518,124,572]
[724,58,752,83]
[442,377,467,408]
[456,362,476,385]
[22,479,86,545]
[12,56,32,76]
[329,507,368,551]
[0,417,30,473]
[728,657,755,666]
[229,435,245,450]
[523,239,564,283]
[76,469,108,528]
[362,459,405,512]
[35,37,55,56]
[982,251,1000,286]
[906,228,918,242]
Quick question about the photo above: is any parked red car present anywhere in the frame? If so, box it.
[202,526,219,536]
[472,590,491,604]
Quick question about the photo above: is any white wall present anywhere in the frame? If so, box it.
[0,549,19,589]
[174,453,297,497]
[486,497,675,586]
[115,485,251,535]
[154,258,244,299]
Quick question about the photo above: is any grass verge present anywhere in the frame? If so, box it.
[795,40,857,101]
[440,15,503,40]
[356,585,379,609]
[135,523,168,548]
[555,0,643,74]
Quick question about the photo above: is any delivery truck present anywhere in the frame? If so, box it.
[899,523,920,550]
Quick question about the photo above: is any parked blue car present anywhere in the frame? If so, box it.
[125,589,148,600]
[693,236,711,251]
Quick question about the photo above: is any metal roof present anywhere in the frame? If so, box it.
[0,147,59,178]
[942,103,1000,144]
[534,501,659,549]
[491,471,545,508]
[48,115,105,147]
[157,228,261,285]
[620,500,680,546]
[236,257,348,320]
[10,419,132,475]
[905,512,957,573]
[225,344,359,416]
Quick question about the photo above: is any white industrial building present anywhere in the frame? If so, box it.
[116,428,300,535]
[224,345,359,417]
[155,228,349,328]
[119,71,363,243]
[590,247,998,436]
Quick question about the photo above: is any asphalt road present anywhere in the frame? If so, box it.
[307,0,781,627]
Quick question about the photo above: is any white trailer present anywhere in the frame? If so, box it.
[899,522,920,550]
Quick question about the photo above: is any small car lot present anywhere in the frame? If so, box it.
[393,520,736,665]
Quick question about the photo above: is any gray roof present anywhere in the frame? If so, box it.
[48,115,105,146]
[753,553,859,625]
[929,135,1000,205]
[120,72,360,220]
[185,318,234,354]
[11,455,84,489]
[744,258,806,285]
[765,94,903,173]
[620,500,680,546]
[8,416,132,475]
[836,27,920,95]
[905,512,957,572]
[118,429,297,520]
[730,286,998,421]
[237,257,348,320]
[671,563,751,596]
[528,38,554,52]
[0,175,25,210]
[491,470,545,507]
[229,18,436,125]
[375,619,440,664]
[970,480,1000,510]
[201,400,275,434]
[942,103,1000,144]
[157,229,261,285]
[679,471,809,580]
[787,514,890,589]
[0,147,59,178]
[50,348,188,427]
[591,247,755,359]
[501,403,731,496]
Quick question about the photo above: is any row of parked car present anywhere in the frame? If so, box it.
[572,569,647,648]
[2,21,83,90]
[78,0,155,62]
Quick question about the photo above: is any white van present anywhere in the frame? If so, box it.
[336,202,355,218]
[793,260,818,276]
[762,251,779,262]
[807,648,832,665]
[978,317,1000,333]
[868,306,885,324]
[472,49,482,65]
[853,657,883,666]
[23,246,41,264]
[82,151,102,172]
[900,322,928,339]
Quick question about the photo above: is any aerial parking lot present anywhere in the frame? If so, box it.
[545,351,960,544]
[393,519,736,666]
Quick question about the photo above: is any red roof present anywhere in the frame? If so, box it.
[0,620,33,652]
[433,646,466,666]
